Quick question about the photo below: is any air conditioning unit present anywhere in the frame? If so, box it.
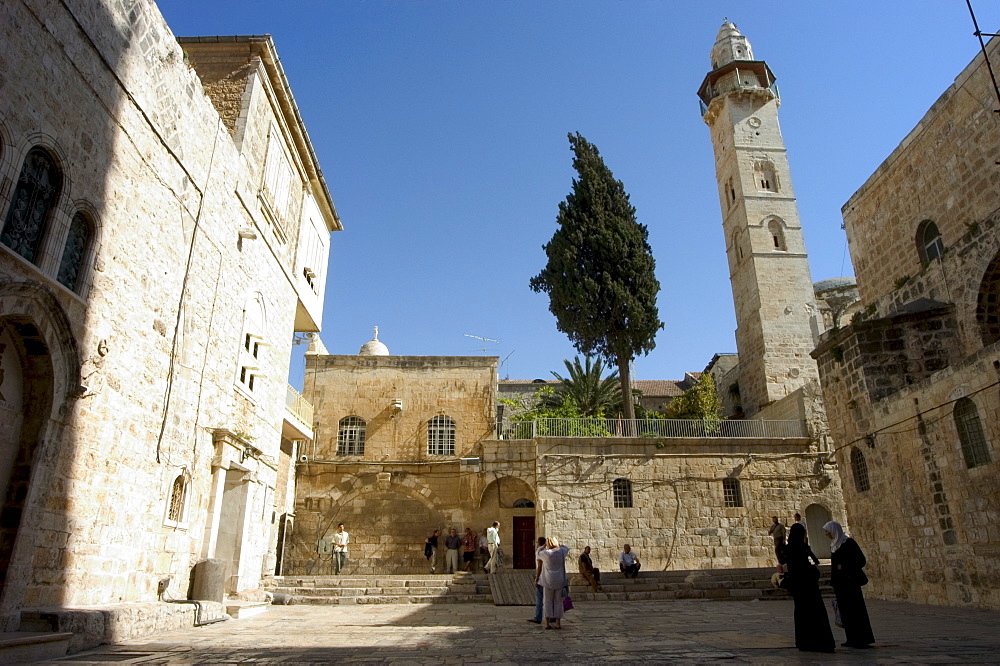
[460,457,481,467]
[298,454,310,463]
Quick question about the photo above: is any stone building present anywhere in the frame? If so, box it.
[290,329,844,576]
[0,0,337,642]
[812,35,1000,609]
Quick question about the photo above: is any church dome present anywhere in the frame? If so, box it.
[813,277,857,294]
[358,326,389,356]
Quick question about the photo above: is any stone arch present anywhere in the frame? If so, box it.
[0,279,80,612]
[767,218,787,251]
[804,503,833,558]
[975,248,1000,347]
[479,475,535,510]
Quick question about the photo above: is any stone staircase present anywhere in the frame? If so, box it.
[568,565,832,602]
[269,572,492,605]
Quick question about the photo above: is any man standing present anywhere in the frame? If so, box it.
[486,521,501,573]
[794,512,808,543]
[444,527,462,574]
[331,523,349,575]
[477,527,490,572]
[619,543,640,578]
[579,545,602,592]
[462,527,478,571]
[528,536,546,624]
[768,516,787,564]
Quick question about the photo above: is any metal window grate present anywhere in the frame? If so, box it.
[954,398,991,468]
[167,475,187,522]
[723,477,743,507]
[851,447,871,492]
[337,416,366,456]
[612,478,633,508]
[427,415,455,456]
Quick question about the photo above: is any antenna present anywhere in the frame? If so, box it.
[463,333,500,353]
[500,350,516,379]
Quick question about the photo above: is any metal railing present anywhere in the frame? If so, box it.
[497,418,806,440]
[285,384,314,427]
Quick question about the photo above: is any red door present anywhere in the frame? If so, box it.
[512,516,535,569]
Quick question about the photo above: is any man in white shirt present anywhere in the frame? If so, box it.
[331,523,349,575]
[619,543,640,578]
[477,527,490,572]
[486,521,501,573]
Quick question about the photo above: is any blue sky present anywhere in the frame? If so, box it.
[159,1,1000,385]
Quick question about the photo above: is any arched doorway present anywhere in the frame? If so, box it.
[480,477,536,569]
[805,503,833,558]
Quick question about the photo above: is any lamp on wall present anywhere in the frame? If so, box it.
[390,398,403,414]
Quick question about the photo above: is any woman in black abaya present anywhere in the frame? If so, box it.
[825,520,875,649]
[784,522,835,653]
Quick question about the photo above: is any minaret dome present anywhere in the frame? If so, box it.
[710,20,754,69]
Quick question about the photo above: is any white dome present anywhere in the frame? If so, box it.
[358,326,389,356]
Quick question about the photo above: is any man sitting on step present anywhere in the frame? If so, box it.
[579,545,602,592]
[619,543,641,579]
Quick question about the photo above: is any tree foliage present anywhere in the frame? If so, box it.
[548,356,622,417]
[664,373,722,421]
[529,133,662,420]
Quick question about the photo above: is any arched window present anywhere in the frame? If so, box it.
[337,416,366,456]
[851,447,870,492]
[954,397,991,468]
[513,498,534,508]
[732,228,744,261]
[1,147,62,263]
[427,415,455,456]
[976,249,1000,346]
[916,220,944,265]
[613,478,633,508]
[723,477,743,507]
[166,473,189,525]
[57,211,93,292]
[237,295,266,394]
[753,160,778,192]
[768,219,787,251]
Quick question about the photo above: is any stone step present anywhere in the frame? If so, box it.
[288,594,493,605]
[0,632,72,662]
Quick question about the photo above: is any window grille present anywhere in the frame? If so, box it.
[954,398,991,468]
[337,416,366,456]
[427,415,456,456]
[768,219,787,251]
[57,212,92,292]
[167,474,188,523]
[851,447,871,492]
[723,477,743,507]
[1,147,62,263]
[613,478,633,508]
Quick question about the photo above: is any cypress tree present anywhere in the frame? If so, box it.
[530,133,662,421]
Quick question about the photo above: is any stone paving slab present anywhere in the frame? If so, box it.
[31,597,1000,664]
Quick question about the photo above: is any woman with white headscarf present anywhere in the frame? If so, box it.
[535,537,570,629]
[824,521,874,649]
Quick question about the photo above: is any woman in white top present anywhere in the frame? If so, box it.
[535,537,570,629]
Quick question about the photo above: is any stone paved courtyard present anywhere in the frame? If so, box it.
[32,598,1000,664]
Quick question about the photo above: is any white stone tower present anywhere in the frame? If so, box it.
[698,21,820,417]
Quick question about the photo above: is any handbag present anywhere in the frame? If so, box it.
[854,569,869,586]
[563,595,574,611]
[832,599,843,627]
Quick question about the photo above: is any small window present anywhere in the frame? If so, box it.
[916,220,944,265]
[768,219,787,251]
[56,211,93,292]
[851,447,871,492]
[513,498,534,508]
[753,160,778,193]
[1,147,62,263]
[723,477,743,507]
[428,415,456,456]
[237,295,266,395]
[166,473,189,526]
[726,178,736,207]
[337,416,366,456]
[954,397,991,468]
[613,478,633,508]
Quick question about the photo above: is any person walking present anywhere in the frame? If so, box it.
[536,537,570,629]
[768,516,787,564]
[528,536,546,624]
[444,528,462,574]
[784,523,835,653]
[331,523,349,575]
[462,527,478,572]
[579,545,602,592]
[424,529,440,573]
[477,527,490,572]
[824,521,875,649]
[486,521,501,573]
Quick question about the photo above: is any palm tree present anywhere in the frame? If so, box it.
[548,356,623,417]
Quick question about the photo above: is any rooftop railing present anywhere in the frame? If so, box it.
[285,384,314,427]
[496,418,806,440]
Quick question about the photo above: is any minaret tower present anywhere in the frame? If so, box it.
[698,20,820,417]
